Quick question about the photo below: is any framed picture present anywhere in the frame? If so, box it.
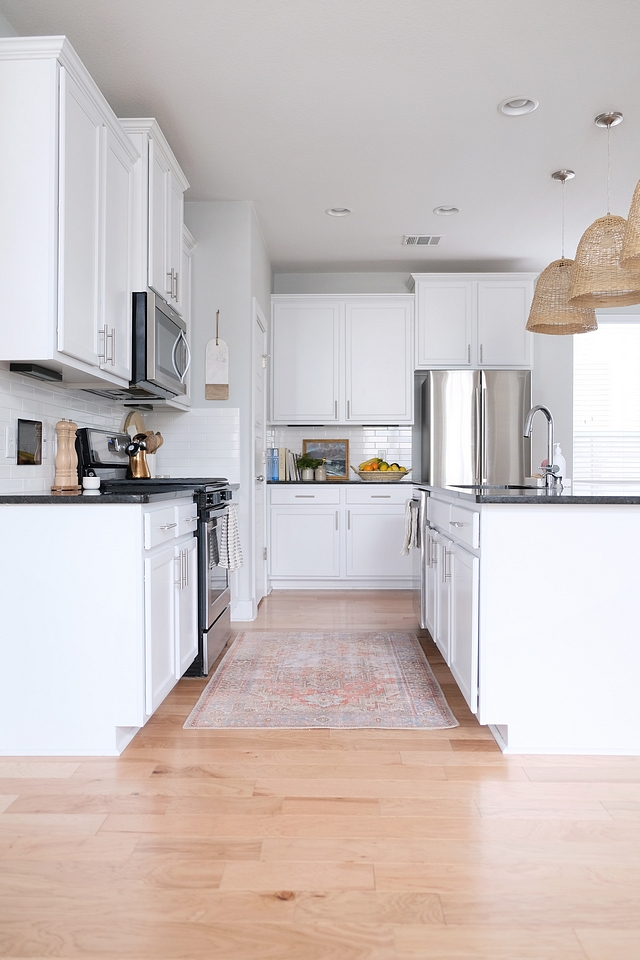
[302,439,349,480]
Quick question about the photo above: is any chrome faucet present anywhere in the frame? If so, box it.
[523,405,562,491]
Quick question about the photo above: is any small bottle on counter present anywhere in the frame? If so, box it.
[553,443,567,481]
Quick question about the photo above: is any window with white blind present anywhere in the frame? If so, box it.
[573,320,640,484]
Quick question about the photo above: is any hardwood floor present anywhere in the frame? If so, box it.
[1,589,640,958]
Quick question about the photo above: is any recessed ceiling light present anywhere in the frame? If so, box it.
[326,207,351,217]
[498,97,539,116]
[433,206,459,216]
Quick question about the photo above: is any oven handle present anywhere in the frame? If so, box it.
[201,504,230,523]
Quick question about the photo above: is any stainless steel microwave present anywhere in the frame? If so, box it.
[131,291,190,398]
[80,291,191,403]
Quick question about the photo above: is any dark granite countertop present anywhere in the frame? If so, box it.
[267,480,413,486]
[414,482,640,504]
[0,489,195,505]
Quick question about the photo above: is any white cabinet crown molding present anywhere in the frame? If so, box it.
[119,117,190,191]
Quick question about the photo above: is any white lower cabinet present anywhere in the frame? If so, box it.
[449,541,479,714]
[144,526,199,714]
[175,536,199,678]
[425,495,480,716]
[144,545,177,716]
[268,484,413,586]
[270,506,341,578]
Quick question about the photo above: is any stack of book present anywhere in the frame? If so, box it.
[266,448,300,482]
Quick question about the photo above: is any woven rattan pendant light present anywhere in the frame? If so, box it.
[526,170,597,335]
[569,112,640,307]
[621,178,640,268]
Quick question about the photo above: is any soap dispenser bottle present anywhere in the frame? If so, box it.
[553,443,567,481]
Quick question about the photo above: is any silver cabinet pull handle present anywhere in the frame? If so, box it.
[479,343,483,363]
[347,400,351,419]
[167,270,173,296]
[450,520,465,527]
[371,495,391,498]
[335,510,339,530]
[444,549,452,581]
[160,522,177,530]
[467,344,471,364]
[174,554,182,587]
[295,495,315,498]
[184,516,198,522]
[334,400,338,419]
[182,548,188,589]
[347,509,351,530]
[98,323,108,363]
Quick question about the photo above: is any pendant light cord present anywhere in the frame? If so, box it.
[607,123,611,215]
[561,178,565,259]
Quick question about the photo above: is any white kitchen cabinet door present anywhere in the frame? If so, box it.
[346,506,413,578]
[57,66,102,366]
[271,300,340,423]
[345,300,413,423]
[168,172,184,314]
[270,506,340,578]
[101,124,134,381]
[434,535,453,664]
[175,537,198,677]
[144,546,177,715]
[425,527,438,637]
[415,281,473,368]
[477,280,532,367]
[449,541,479,714]
[148,137,171,303]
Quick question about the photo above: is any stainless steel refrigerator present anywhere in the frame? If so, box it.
[419,369,531,486]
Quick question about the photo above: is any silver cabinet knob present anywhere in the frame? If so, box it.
[256,475,265,482]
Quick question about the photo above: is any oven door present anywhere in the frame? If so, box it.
[201,505,231,630]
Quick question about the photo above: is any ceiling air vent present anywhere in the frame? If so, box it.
[403,235,443,246]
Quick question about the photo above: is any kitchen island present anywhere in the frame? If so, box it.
[416,482,640,755]
[0,491,198,755]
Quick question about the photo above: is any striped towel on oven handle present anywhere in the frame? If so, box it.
[219,503,243,571]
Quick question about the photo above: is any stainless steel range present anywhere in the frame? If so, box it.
[76,427,233,676]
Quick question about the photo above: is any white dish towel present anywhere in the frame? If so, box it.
[401,498,419,555]
[219,503,244,570]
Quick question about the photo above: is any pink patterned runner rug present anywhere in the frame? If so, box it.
[184,632,458,730]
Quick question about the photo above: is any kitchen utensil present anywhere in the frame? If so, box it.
[206,310,229,400]
[126,433,151,479]
[351,466,412,482]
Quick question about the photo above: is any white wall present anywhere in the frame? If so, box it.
[168,200,272,620]
[274,272,412,294]
[531,335,574,477]
[0,11,17,36]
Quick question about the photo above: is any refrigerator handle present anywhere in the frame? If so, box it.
[481,386,487,483]
[474,387,482,484]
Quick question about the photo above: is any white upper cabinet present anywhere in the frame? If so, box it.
[271,299,341,423]
[345,299,413,423]
[270,296,414,424]
[414,274,535,369]
[57,67,102,367]
[0,37,139,386]
[121,119,189,316]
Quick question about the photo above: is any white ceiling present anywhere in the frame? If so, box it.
[2,0,640,274]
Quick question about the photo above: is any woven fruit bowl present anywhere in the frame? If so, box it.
[350,466,412,482]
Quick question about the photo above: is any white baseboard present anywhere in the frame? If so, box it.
[231,598,257,621]
[268,579,413,591]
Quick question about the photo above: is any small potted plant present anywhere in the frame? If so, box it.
[297,454,322,481]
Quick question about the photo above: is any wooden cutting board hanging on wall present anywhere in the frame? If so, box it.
[205,310,229,400]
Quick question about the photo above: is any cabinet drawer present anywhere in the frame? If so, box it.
[144,506,179,549]
[449,504,480,549]
[176,500,199,537]
[346,484,411,504]
[270,485,341,505]
[427,497,450,531]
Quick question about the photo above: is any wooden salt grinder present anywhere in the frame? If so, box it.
[51,419,81,495]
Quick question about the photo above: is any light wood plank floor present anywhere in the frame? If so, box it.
[1,590,640,959]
